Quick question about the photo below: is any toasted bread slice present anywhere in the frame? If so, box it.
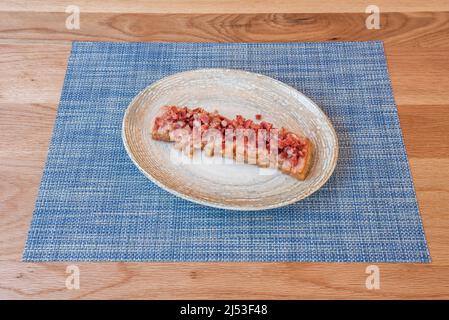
[152,106,314,180]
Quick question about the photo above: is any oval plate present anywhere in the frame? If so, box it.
[122,69,338,210]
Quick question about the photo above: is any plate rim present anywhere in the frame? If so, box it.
[122,68,339,211]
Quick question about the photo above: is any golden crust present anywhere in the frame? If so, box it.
[151,131,170,141]
[290,139,314,180]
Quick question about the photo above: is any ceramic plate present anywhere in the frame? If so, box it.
[122,69,338,210]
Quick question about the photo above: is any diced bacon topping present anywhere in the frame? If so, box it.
[199,114,210,124]
[244,119,253,129]
[291,156,299,167]
[154,117,165,129]
[251,123,261,130]
[174,121,186,129]
[153,106,307,164]
[260,121,273,131]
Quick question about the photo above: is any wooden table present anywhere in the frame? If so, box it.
[1,1,449,299]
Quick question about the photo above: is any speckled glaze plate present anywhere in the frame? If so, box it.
[122,69,338,210]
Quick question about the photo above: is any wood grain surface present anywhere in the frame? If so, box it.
[0,1,449,299]
[1,12,449,48]
[2,0,449,13]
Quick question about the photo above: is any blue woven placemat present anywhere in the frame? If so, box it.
[23,41,430,262]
